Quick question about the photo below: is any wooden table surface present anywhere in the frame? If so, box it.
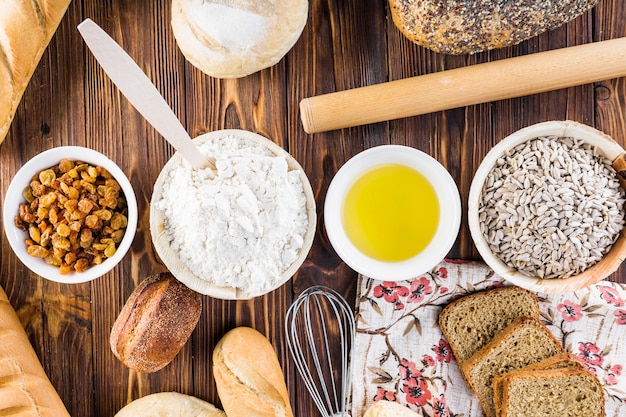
[1,1,626,416]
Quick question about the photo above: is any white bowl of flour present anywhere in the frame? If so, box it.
[150,129,316,299]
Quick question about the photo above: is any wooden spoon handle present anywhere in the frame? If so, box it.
[300,37,626,133]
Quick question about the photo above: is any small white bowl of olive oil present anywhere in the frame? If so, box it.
[324,145,461,281]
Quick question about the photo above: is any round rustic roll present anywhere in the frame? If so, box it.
[171,0,309,78]
[115,392,226,417]
[388,0,600,55]
[110,273,202,373]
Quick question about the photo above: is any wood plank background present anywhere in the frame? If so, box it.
[0,0,625,416]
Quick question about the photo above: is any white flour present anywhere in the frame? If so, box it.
[153,135,309,293]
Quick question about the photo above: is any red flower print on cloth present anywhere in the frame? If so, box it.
[615,309,626,325]
[576,342,604,367]
[399,358,421,380]
[432,339,453,363]
[607,364,623,385]
[422,355,435,367]
[436,267,448,279]
[402,377,432,406]
[557,300,583,322]
[407,277,433,304]
[373,282,409,310]
[599,285,624,307]
[374,387,397,402]
[433,394,450,417]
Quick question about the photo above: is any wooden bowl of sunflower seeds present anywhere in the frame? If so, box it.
[468,120,626,293]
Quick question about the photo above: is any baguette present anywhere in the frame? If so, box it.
[212,327,294,417]
[0,0,72,144]
[0,284,70,416]
[110,273,202,373]
[115,392,226,417]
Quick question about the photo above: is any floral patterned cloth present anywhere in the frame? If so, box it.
[351,259,626,417]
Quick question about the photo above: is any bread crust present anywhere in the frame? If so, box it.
[109,273,202,373]
[212,327,294,417]
[114,392,226,417]
[388,0,600,54]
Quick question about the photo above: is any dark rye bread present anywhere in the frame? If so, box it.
[498,367,605,417]
[388,0,600,54]
[493,353,586,415]
[461,317,564,417]
[110,272,202,373]
[438,286,539,364]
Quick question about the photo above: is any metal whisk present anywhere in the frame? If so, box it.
[285,286,356,417]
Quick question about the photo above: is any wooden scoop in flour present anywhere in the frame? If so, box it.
[78,19,216,173]
[300,37,626,133]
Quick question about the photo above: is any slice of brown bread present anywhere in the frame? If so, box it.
[493,353,586,415]
[439,286,539,364]
[461,317,564,417]
[498,367,605,417]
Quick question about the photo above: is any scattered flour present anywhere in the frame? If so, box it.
[153,135,309,293]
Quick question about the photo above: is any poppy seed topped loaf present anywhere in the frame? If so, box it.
[388,0,601,54]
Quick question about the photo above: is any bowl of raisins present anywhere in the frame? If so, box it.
[3,146,137,283]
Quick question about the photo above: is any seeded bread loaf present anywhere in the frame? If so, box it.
[110,273,202,373]
[498,367,605,417]
[388,0,600,55]
[492,353,586,415]
[461,317,564,417]
[438,286,539,364]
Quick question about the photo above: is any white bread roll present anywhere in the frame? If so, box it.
[0,0,72,145]
[212,327,294,417]
[0,285,70,416]
[363,401,422,417]
[171,0,308,78]
[115,392,226,417]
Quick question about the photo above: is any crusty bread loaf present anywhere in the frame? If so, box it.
[0,0,72,144]
[461,317,564,417]
[110,272,202,373]
[498,367,605,417]
[171,0,308,78]
[363,400,421,417]
[0,285,70,416]
[212,327,294,417]
[492,353,585,415]
[114,392,226,417]
[439,286,539,364]
[388,0,600,54]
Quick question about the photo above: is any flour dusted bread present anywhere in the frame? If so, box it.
[213,327,294,417]
[115,392,226,417]
[438,286,539,364]
[498,367,605,417]
[363,400,421,417]
[0,0,71,144]
[0,285,70,416]
[388,0,600,54]
[171,0,308,78]
[110,273,202,373]
[461,317,564,417]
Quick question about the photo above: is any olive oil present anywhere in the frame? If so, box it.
[342,164,439,262]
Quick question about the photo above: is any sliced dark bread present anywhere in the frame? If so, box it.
[498,367,605,417]
[439,286,539,364]
[493,353,586,415]
[461,317,564,417]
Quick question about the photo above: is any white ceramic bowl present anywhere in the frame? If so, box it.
[324,145,461,281]
[150,129,316,300]
[469,120,626,293]
[3,146,138,283]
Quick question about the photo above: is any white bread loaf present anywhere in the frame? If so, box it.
[0,0,72,145]
[171,0,308,78]
[0,285,70,416]
[114,392,226,417]
[212,327,294,417]
[363,401,422,417]
[388,0,600,54]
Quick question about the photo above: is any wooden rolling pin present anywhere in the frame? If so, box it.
[300,37,626,133]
